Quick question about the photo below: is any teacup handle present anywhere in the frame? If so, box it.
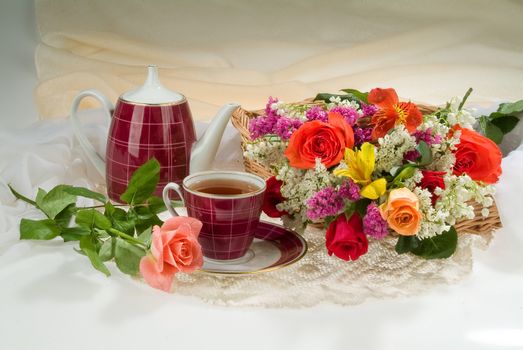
[70,89,115,178]
[162,182,185,217]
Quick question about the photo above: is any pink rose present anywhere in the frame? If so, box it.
[139,217,203,292]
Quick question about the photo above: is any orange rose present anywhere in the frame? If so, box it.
[285,112,354,169]
[379,188,421,236]
[453,128,502,184]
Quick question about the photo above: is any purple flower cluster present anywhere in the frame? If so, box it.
[338,180,361,201]
[249,115,277,139]
[249,97,280,139]
[413,128,442,146]
[361,103,378,117]
[265,96,279,117]
[330,106,359,125]
[305,106,328,122]
[354,127,373,146]
[306,187,344,221]
[274,117,303,140]
[363,203,388,239]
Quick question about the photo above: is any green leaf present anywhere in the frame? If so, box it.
[393,165,417,183]
[313,93,360,105]
[497,99,523,115]
[490,115,519,134]
[146,195,166,214]
[114,238,146,276]
[133,206,163,233]
[395,227,458,259]
[105,204,135,236]
[38,185,77,219]
[61,226,91,242]
[120,159,161,205]
[76,209,112,230]
[354,199,371,216]
[340,88,369,104]
[411,227,458,259]
[416,141,432,166]
[99,238,116,262]
[79,236,110,276]
[395,235,419,255]
[54,203,76,228]
[8,184,36,206]
[137,227,153,247]
[35,188,48,210]
[62,186,106,203]
[20,218,60,240]
[95,228,110,239]
[484,121,503,144]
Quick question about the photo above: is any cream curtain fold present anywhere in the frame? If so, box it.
[35,0,523,120]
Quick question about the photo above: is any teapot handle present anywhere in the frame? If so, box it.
[70,89,114,178]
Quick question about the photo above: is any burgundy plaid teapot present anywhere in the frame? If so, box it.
[70,65,239,201]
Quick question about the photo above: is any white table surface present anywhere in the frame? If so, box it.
[1,2,523,349]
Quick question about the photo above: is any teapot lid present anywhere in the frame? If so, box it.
[122,65,184,104]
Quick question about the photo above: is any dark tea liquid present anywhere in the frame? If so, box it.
[189,178,260,195]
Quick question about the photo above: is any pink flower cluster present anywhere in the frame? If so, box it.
[362,203,388,239]
[249,97,303,140]
[354,127,373,146]
[361,103,378,117]
[306,180,360,221]
[306,187,344,221]
[330,106,359,125]
[306,106,328,122]
[413,128,442,145]
[338,180,361,201]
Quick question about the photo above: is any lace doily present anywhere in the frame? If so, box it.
[175,220,491,307]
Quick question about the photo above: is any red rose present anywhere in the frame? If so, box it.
[284,112,354,169]
[419,170,446,206]
[325,213,368,261]
[453,128,502,184]
[262,176,287,218]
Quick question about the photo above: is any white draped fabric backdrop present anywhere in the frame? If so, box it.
[1,0,523,347]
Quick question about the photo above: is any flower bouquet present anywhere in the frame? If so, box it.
[233,88,519,261]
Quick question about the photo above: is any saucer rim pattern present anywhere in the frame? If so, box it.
[197,221,308,275]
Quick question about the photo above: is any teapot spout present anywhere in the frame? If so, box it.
[190,102,240,174]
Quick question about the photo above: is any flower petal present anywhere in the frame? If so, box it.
[359,142,376,180]
[162,217,203,238]
[139,255,178,292]
[368,88,399,107]
[360,178,387,199]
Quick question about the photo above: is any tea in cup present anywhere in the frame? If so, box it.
[163,171,266,260]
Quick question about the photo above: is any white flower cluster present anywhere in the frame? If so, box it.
[446,97,476,129]
[244,139,287,169]
[434,173,495,224]
[414,187,452,239]
[419,113,450,136]
[413,173,494,239]
[276,159,335,232]
[327,96,361,112]
[427,129,460,172]
[403,168,424,190]
[375,125,417,174]
[272,101,307,120]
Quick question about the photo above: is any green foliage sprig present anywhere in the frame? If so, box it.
[9,159,165,277]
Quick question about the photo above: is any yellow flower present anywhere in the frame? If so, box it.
[333,142,386,200]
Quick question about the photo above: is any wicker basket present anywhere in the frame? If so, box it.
[231,98,502,236]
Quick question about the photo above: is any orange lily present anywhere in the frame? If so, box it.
[368,88,423,140]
